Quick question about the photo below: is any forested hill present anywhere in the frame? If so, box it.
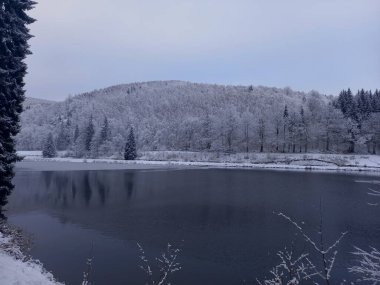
[17,81,380,156]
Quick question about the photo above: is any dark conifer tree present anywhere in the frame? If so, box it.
[100,116,109,143]
[73,124,80,143]
[373,89,380,112]
[345,88,358,121]
[124,128,137,160]
[0,0,35,211]
[42,133,57,158]
[84,115,95,152]
[335,88,358,122]
[356,89,371,121]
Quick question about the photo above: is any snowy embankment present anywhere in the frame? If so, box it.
[17,151,380,173]
[0,223,62,285]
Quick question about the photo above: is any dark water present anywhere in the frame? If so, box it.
[6,168,380,284]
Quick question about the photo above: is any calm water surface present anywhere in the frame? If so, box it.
[6,167,380,284]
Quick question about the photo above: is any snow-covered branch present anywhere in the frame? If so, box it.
[137,242,182,285]
[350,247,380,283]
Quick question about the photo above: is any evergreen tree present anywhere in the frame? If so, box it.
[0,0,35,210]
[84,115,95,152]
[336,88,357,121]
[373,89,380,112]
[283,105,289,118]
[356,89,371,121]
[42,133,57,158]
[100,116,109,144]
[73,124,80,143]
[124,128,137,160]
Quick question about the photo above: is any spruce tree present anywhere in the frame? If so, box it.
[124,128,137,160]
[42,133,57,158]
[84,115,95,152]
[373,89,380,112]
[356,89,371,121]
[0,0,35,210]
[100,116,109,144]
[73,124,80,143]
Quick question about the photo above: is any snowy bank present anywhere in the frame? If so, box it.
[0,223,62,285]
[17,151,380,174]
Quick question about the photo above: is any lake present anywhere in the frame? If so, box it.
[6,164,380,284]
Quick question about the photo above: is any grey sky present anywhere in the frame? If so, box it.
[26,0,380,101]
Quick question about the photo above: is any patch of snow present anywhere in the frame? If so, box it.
[0,230,62,285]
[355,180,380,184]
[17,154,380,174]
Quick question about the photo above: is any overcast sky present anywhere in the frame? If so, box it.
[25,0,380,101]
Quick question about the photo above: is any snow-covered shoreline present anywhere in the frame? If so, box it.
[17,151,380,174]
[0,222,62,285]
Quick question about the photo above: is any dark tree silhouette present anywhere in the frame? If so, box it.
[124,128,137,160]
[42,133,57,158]
[0,0,35,213]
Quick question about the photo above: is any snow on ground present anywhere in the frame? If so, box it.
[0,226,62,285]
[17,151,380,174]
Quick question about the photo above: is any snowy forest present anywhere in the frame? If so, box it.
[16,81,380,158]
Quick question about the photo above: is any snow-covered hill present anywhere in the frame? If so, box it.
[17,81,379,155]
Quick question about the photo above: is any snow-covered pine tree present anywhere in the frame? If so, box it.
[337,88,357,121]
[356,89,371,122]
[42,133,57,158]
[0,0,35,210]
[73,124,80,143]
[373,89,380,112]
[100,116,109,143]
[84,115,95,152]
[124,128,137,160]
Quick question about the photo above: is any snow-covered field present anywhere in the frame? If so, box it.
[0,224,62,285]
[17,151,380,173]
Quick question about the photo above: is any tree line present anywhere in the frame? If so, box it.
[333,88,380,153]
[22,82,379,159]
[43,117,137,160]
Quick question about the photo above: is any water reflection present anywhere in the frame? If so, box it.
[6,169,380,285]
[11,171,137,210]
